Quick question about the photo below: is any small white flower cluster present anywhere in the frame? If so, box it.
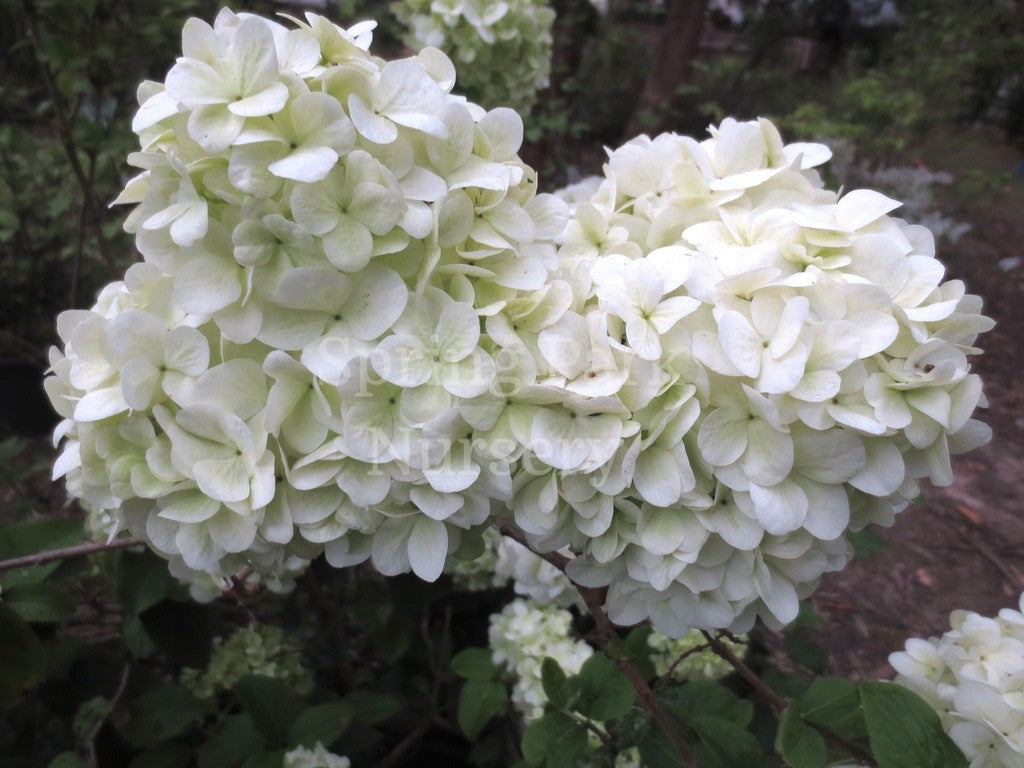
[488,597,594,721]
[284,742,351,768]
[392,0,555,113]
[449,526,580,607]
[647,628,744,682]
[890,596,1024,768]
[528,117,992,637]
[46,8,566,595]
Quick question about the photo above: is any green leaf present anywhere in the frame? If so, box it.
[48,752,89,768]
[801,677,868,745]
[342,690,402,724]
[457,679,508,740]
[690,714,762,768]
[659,680,753,728]
[127,743,193,768]
[120,685,204,747]
[0,518,84,589]
[860,681,968,768]
[624,626,657,680]
[541,657,572,710]
[573,652,634,721]
[242,752,285,768]
[847,527,889,558]
[3,582,73,623]
[637,730,685,768]
[197,713,266,768]
[451,647,498,681]
[233,676,301,748]
[117,551,176,614]
[0,602,44,715]
[287,702,354,749]
[521,711,588,768]
[776,704,828,768]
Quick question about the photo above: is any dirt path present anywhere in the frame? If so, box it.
[814,126,1024,679]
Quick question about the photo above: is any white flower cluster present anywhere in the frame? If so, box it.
[647,628,744,682]
[488,597,593,721]
[449,526,580,607]
[890,596,1024,768]
[529,117,992,637]
[392,0,555,113]
[46,8,992,639]
[46,8,566,594]
[284,743,351,768]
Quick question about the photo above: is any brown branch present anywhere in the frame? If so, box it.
[494,519,697,768]
[85,663,130,768]
[0,537,145,573]
[702,630,788,716]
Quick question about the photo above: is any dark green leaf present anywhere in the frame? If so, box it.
[0,518,84,589]
[658,680,753,728]
[637,730,685,768]
[127,743,193,768]
[691,714,762,768]
[343,691,402,724]
[541,657,572,710]
[521,711,588,768]
[801,677,868,745]
[197,713,266,768]
[233,676,301,748]
[0,602,44,714]
[860,681,968,768]
[776,704,828,768]
[287,702,354,749]
[847,527,889,558]
[573,652,634,721]
[451,647,498,681]
[3,582,73,623]
[117,551,176,614]
[120,685,204,747]
[242,752,284,768]
[458,679,508,740]
[624,626,657,680]
[48,752,89,768]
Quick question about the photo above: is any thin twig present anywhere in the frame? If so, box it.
[85,663,130,768]
[0,537,145,573]
[19,0,116,276]
[495,519,698,768]
[569,712,617,750]
[664,641,713,680]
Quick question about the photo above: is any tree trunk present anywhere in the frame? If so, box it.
[622,0,710,140]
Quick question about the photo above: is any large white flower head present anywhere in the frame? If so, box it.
[392,0,555,113]
[518,115,993,638]
[46,7,566,595]
[890,595,1024,768]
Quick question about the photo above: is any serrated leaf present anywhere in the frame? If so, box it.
[120,685,204,747]
[458,679,508,740]
[451,647,498,681]
[860,681,968,768]
[541,657,572,710]
[287,702,353,749]
[197,713,266,768]
[233,676,301,748]
[521,711,588,768]
[776,704,828,768]
[573,652,634,721]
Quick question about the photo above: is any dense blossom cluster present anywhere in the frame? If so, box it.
[181,625,312,699]
[392,0,554,112]
[488,598,593,721]
[890,596,1024,768]
[534,118,992,636]
[47,8,992,638]
[283,743,351,768]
